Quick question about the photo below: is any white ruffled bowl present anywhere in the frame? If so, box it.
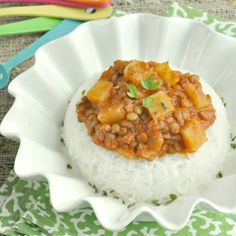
[1,14,236,231]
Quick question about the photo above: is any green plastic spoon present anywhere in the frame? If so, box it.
[0,17,62,37]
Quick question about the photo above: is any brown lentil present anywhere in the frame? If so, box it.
[169,122,180,134]
[134,106,143,115]
[126,112,138,121]
[111,124,120,133]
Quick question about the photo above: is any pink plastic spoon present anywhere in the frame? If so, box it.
[0,0,111,8]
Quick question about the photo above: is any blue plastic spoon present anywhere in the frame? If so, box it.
[0,19,82,89]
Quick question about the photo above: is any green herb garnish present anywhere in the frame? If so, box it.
[151,200,160,206]
[221,97,227,107]
[127,84,139,98]
[169,194,177,201]
[81,90,86,96]
[113,196,119,199]
[216,171,223,178]
[231,135,236,142]
[60,138,65,145]
[127,203,135,208]
[141,77,160,90]
[143,97,154,108]
[231,143,236,149]
[66,163,72,169]
[89,183,98,193]
[160,101,168,110]
[102,190,108,196]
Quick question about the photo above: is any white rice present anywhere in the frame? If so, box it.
[63,74,230,204]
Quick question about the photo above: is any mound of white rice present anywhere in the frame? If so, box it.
[63,75,230,204]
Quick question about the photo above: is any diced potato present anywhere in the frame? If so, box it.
[154,63,179,85]
[86,80,113,104]
[100,69,113,80]
[162,70,180,85]
[98,103,126,124]
[124,60,150,86]
[184,84,211,109]
[154,62,169,76]
[137,144,157,161]
[139,149,157,161]
[117,148,136,159]
[180,119,207,152]
[147,91,174,119]
[148,136,164,152]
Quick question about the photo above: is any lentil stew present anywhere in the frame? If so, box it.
[76,60,216,161]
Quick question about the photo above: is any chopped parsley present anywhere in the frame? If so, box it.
[160,101,168,110]
[81,90,86,96]
[230,134,236,149]
[169,194,177,202]
[141,77,160,90]
[60,138,65,145]
[231,143,236,149]
[220,97,227,107]
[102,190,108,196]
[231,135,236,142]
[89,183,98,193]
[151,200,160,206]
[66,163,72,169]
[216,171,223,178]
[143,97,154,108]
[113,196,119,199]
[127,84,139,99]
[127,203,135,208]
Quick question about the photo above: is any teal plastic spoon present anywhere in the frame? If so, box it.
[0,19,81,89]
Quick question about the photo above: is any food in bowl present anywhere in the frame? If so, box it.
[63,60,230,204]
[76,60,216,160]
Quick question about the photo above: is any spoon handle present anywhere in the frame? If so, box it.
[0,17,62,37]
[0,0,111,9]
[4,19,81,74]
[0,5,113,20]
[64,0,110,4]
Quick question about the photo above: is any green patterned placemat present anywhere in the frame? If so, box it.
[1,2,236,235]
[2,171,236,236]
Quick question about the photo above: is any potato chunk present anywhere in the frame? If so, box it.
[98,103,126,124]
[86,80,113,104]
[117,148,136,159]
[148,136,164,152]
[147,91,174,119]
[124,60,150,86]
[154,63,179,85]
[181,119,207,152]
[184,84,211,109]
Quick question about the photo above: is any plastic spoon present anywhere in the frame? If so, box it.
[0,19,81,89]
[0,17,62,37]
[65,0,110,4]
[0,5,113,20]
[0,0,111,8]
